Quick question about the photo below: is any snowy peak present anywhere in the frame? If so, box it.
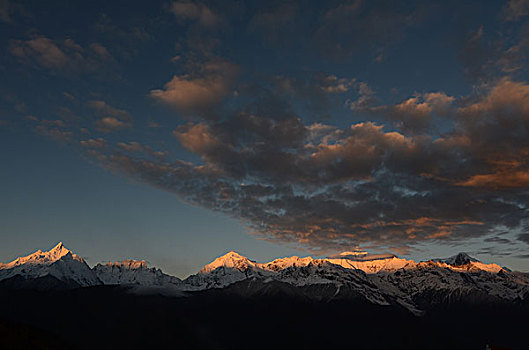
[427,253,503,273]
[94,260,181,287]
[196,249,507,277]
[200,251,255,273]
[1,242,83,269]
[199,252,316,275]
[263,256,314,271]
[0,242,183,289]
[0,242,99,287]
[49,241,68,254]
[103,260,148,269]
[187,254,316,290]
[326,255,415,273]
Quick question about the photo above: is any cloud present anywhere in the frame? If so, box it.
[90,43,113,61]
[93,13,152,59]
[117,141,168,159]
[10,37,69,68]
[447,78,529,187]
[173,122,221,154]
[278,73,356,96]
[319,75,357,94]
[80,138,107,148]
[503,0,529,21]
[34,125,73,142]
[78,77,529,252]
[96,117,130,132]
[347,82,378,111]
[456,171,529,188]
[26,116,74,143]
[95,13,151,42]
[273,73,357,115]
[0,0,26,23]
[518,233,529,244]
[457,25,529,81]
[9,36,114,72]
[150,59,238,115]
[147,120,162,128]
[373,92,455,133]
[89,100,132,132]
[169,1,221,28]
[484,236,512,244]
[100,144,527,253]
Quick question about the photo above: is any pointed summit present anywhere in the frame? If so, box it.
[430,252,503,273]
[3,241,76,268]
[0,241,99,287]
[200,251,255,273]
[220,251,248,260]
[47,242,73,259]
[53,241,64,249]
[439,252,478,266]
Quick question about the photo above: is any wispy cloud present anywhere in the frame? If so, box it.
[89,100,132,132]
[9,36,114,73]
[168,1,222,28]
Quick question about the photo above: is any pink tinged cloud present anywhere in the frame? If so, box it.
[150,60,238,113]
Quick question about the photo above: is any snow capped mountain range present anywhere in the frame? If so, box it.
[94,260,181,286]
[0,242,99,287]
[1,242,528,313]
[0,242,181,288]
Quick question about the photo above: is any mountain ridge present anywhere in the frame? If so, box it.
[1,242,528,314]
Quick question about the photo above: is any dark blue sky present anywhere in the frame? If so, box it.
[2,0,529,277]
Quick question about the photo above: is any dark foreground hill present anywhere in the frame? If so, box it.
[0,280,527,350]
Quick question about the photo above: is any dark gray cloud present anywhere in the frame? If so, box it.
[484,236,512,244]
[84,77,529,253]
[518,233,529,244]
[474,246,517,258]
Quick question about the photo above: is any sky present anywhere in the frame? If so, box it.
[1,0,529,277]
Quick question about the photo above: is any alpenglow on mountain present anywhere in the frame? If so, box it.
[1,242,528,314]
